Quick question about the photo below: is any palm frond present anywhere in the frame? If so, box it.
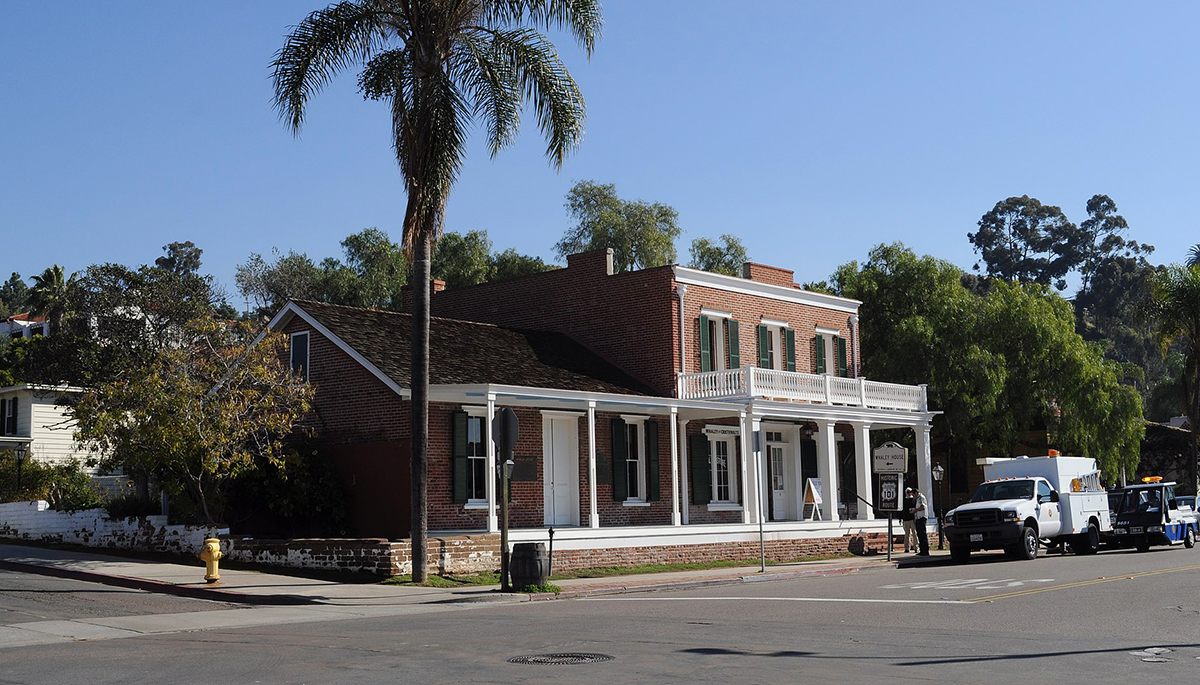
[271,0,388,133]
[453,35,522,157]
[478,27,586,167]
[1187,244,1200,268]
[483,0,602,56]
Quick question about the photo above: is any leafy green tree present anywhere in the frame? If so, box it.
[834,243,1144,481]
[0,272,30,318]
[27,265,73,333]
[556,180,680,272]
[236,250,331,318]
[154,241,204,276]
[433,230,494,289]
[968,195,1080,290]
[273,0,599,581]
[339,227,408,308]
[490,248,554,282]
[72,318,314,524]
[689,234,748,276]
[1147,264,1200,494]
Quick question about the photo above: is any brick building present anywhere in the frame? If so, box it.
[270,249,938,571]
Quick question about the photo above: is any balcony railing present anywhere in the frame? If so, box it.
[678,366,927,412]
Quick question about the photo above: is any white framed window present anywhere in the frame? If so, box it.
[290,331,310,380]
[621,415,647,502]
[465,414,487,503]
[699,309,740,372]
[1,397,16,436]
[710,436,738,503]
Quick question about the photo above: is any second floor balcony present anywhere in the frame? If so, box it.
[678,366,927,412]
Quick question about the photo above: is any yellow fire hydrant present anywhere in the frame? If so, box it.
[198,537,223,583]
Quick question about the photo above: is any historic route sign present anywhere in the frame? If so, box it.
[873,441,908,473]
[878,473,903,511]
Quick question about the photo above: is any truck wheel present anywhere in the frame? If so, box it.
[1018,526,1039,560]
[1135,538,1151,553]
[1185,526,1196,549]
[1075,526,1100,555]
[950,545,970,563]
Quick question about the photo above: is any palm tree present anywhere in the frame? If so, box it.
[1148,264,1200,495]
[27,265,71,334]
[1188,244,1200,268]
[273,0,600,581]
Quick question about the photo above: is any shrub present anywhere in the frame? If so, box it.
[0,455,104,511]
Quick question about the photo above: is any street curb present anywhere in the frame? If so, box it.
[536,563,867,601]
[0,559,314,606]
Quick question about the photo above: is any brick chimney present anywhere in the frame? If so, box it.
[741,262,796,288]
[566,248,615,276]
[400,279,447,312]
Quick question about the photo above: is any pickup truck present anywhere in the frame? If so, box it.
[944,454,1111,562]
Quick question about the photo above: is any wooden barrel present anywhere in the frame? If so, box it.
[510,542,549,589]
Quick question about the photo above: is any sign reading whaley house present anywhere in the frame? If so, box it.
[872,441,908,474]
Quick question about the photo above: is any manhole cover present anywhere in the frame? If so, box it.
[507,653,614,665]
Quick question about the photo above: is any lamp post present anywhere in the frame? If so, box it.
[932,462,945,550]
[14,443,28,493]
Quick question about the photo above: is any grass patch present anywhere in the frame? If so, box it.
[548,553,853,580]
[382,571,500,588]
[517,582,561,594]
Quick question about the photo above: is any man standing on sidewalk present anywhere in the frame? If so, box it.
[910,487,929,556]
[901,488,917,552]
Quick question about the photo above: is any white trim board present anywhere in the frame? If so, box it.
[674,267,861,315]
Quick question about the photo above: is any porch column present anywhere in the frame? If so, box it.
[738,411,751,524]
[669,407,681,526]
[485,394,498,532]
[678,415,690,525]
[815,420,839,521]
[852,421,874,520]
[587,401,599,528]
[914,424,934,527]
[750,414,764,524]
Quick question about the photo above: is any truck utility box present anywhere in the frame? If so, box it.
[944,453,1111,562]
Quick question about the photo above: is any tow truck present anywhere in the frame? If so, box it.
[1107,477,1197,552]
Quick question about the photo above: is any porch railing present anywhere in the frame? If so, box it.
[678,366,927,412]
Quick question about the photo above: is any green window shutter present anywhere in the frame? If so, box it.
[815,334,825,374]
[689,434,711,505]
[757,324,770,368]
[645,420,660,501]
[451,411,469,504]
[837,337,848,377]
[0,398,6,436]
[728,320,740,369]
[611,418,628,501]
[698,315,711,372]
[785,328,796,372]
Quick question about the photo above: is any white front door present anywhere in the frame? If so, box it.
[543,416,580,526]
[770,445,787,520]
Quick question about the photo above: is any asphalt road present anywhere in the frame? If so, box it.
[2,545,1199,684]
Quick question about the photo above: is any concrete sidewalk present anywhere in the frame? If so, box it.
[0,542,946,606]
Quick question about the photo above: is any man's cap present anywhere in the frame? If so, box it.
[905,487,914,493]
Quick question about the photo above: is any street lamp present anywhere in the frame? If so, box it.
[14,443,28,493]
[932,463,945,550]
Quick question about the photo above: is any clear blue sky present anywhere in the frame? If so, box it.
[2,2,1197,305]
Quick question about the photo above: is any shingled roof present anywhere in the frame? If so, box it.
[286,300,655,396]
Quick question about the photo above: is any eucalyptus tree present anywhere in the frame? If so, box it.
[273,0,600,581]
[1148,264,1200,494]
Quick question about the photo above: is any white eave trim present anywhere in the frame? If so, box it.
[266,302,410,399]
[674,266,861,315]
[0,383,83,395]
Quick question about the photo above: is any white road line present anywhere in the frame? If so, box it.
[582,596,970,605]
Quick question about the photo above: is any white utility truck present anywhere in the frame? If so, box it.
[943,453,1111,562]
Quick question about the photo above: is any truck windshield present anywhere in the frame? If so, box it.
[970,480,1034,502]
[1117,489,1161,515]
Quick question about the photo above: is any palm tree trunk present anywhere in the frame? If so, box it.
[410,229,431,583]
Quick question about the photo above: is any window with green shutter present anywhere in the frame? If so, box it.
[815,334,825,374]
[689,434,711,504]
[836,337,848,377]
[611,418,628,501]
[727,320,740,369]
[757,324,770,368]
[451,411,469,504]
[698,315,711,372]
[645,420,660,501]
[785,328,796,372]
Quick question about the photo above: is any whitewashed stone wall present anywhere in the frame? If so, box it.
[0,500,225,556]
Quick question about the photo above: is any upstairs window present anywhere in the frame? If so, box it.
[814,330,848,377]
[757,321,795,371]
[290,331,310,380]
[698,312,740,372]
[1,397,16,435]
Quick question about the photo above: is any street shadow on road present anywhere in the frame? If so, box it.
[898,642,1200,666]
[682,648,817,658]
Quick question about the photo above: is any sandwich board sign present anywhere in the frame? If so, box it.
[802,478,823,520]
[873,442,908,474]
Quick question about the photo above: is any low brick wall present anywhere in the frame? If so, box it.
[0,500,224,556]
[223,537,402,576]
[387,534,502,576]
